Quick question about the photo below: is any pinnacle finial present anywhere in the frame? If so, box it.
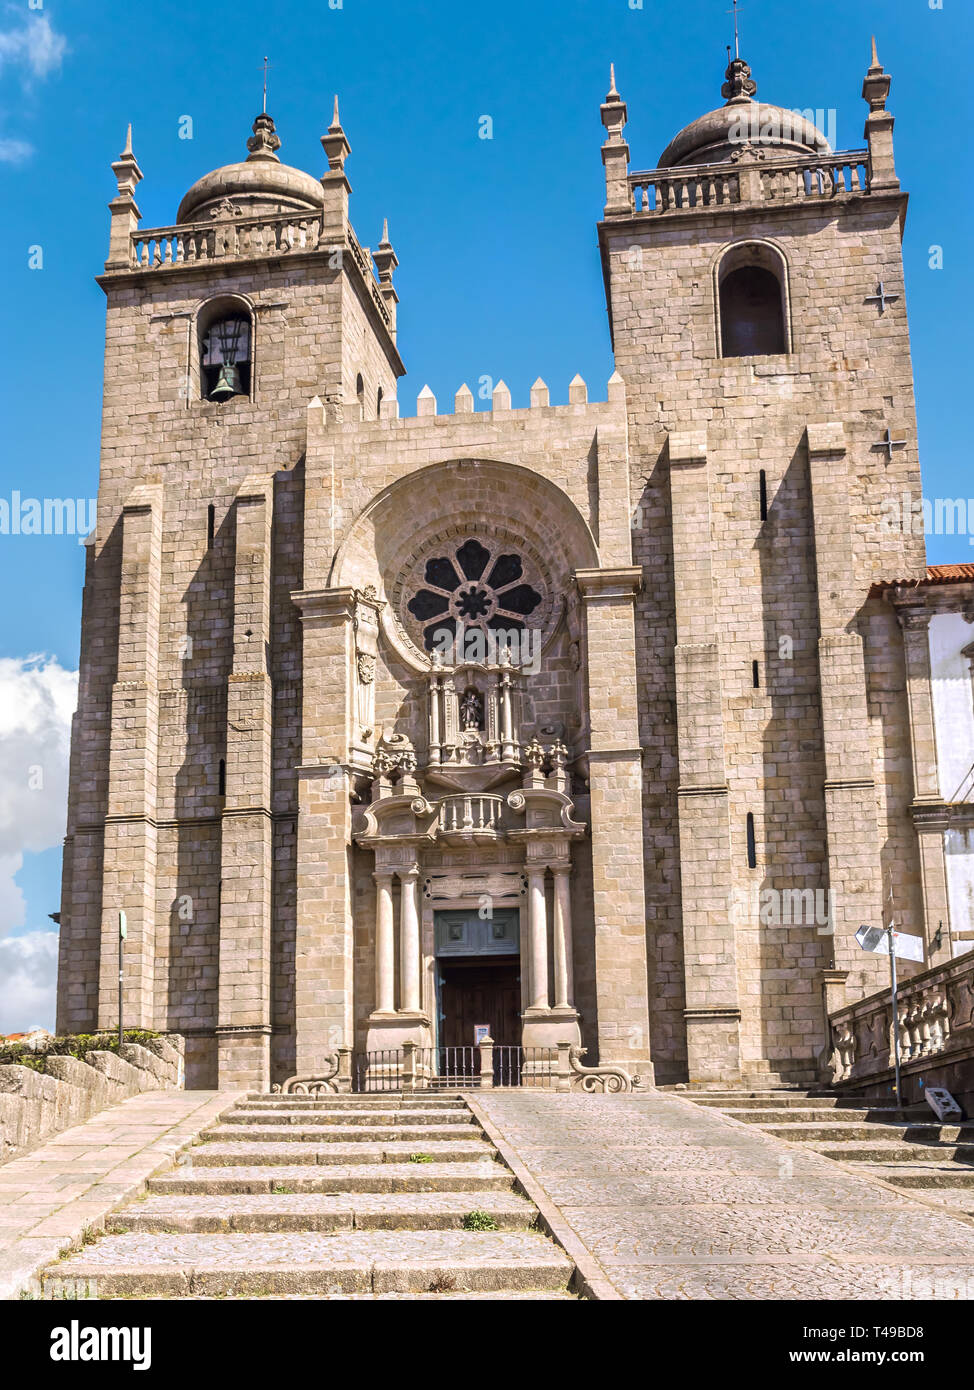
[609,62,617,95]
[862,34,892,112]
[373,218,398,283]
[111,122,142,198]
[321,95,351,172]
[721,54,757,105]
[246,111,281,163]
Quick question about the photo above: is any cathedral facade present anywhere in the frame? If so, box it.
[58,45,959,1092]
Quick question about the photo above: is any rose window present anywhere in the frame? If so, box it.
[406,538,543,652]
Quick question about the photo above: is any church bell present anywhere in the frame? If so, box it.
[210,361,243,400]
[204,313,249,401]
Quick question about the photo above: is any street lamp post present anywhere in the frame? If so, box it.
[118,911,127,1051]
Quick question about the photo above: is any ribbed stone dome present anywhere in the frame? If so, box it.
[657,57,831,169]
[176,113,324,224]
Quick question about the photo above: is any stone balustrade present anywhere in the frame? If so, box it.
[829,951,974,1084]
[131,213,324,269]
[629,149,870,216]
[123,214,391,331]
[438,793,505,835]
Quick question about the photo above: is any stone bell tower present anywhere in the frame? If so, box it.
[597,45,927,1085]
[56,100,404,1089]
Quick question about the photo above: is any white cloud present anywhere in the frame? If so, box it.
[0,931,58,1033]
[0,14,67,80]
[0,14,68,168]
[0,135,32,163]
[0,655,77,938]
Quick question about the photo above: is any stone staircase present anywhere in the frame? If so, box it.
[39,1091,576,1299]
[686,1089,974,1220]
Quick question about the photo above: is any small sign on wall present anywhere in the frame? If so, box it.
[474,1024,491,1044]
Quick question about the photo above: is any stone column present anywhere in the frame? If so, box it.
[500,671,514,758]
[666,433,740,1085]
[98,485,163,1033]
[551,865,574,1010]
[895,600,952,962]
[527,865,550,1010]
[399,866,421,1014]
[807,424,885,994]
[374,871,396,1014]
[292,587,358,1074]
[428,672,441,765]
[576,566,654,1077]
[217,476,274,1089]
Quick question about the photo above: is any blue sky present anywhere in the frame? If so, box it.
[0,0,971,1027]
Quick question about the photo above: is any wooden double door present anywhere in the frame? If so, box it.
[438,958,522,1050]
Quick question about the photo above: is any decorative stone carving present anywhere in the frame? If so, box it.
[209,197,243,220]
[460,686,484,731]
[423,869,528,901]
[391,523,556,665]
[567,1044,637,1094]
[426,659,524,789]
[246,112,282,160]
[273,1048,352,1095]
[721,56,758,103]
[351,589,383,760]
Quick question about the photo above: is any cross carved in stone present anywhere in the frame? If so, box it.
[866,281,900,315]
[874,427,907,461]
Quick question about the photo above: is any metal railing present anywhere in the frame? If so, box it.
[352,1042,558,1090]
[289,1041,639,1095]
[353,1048,403,1093]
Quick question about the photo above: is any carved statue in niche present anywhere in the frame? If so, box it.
[460,686,484,732]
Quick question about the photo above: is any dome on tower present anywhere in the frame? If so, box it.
[176,113,324,224]
[657,57,831,168]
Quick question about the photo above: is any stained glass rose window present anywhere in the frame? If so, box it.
[406,538,543,652]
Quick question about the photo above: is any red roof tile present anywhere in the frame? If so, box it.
[873,564,974,595]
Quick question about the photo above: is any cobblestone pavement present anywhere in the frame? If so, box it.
[0,1089,246,1298]
[474,1090,974,1300]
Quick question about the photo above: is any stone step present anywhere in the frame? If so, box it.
[817,1141,974,1164]
[176,1290,578,1301]
[41,1230,573,1298]
[149,1162,516,1195]
[203,1124,481,1145]
[183,1140,493,1167]
[759,1123,967,1143]
[222,1109,478,1128]
[689,1095,864,1109]
[680,1089,830,1100]
[855,1164,974,1190]
[110,1191,537,1234]
[877,1186,974,1216]
[725,1107,903,1124]
[246,1095,467,1108]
